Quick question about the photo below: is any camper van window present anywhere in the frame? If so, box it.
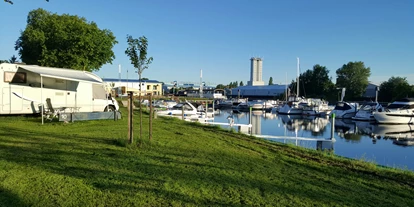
[5,72,27,83]
[92,84,107,99]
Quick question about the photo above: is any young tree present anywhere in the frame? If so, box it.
[9,55,18,63]
[15,8,117,72]
[125,35,153,142]
[239,81,244,86]
[268,77,273,85]
[336,61,371,100]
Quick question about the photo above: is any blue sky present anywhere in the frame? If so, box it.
[1,0,413,85]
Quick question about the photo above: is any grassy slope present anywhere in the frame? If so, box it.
[0,108,414,207]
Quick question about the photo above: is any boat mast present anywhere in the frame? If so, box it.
[296,57,300,98]
[285,72,287,101]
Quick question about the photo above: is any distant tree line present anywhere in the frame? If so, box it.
[212,61,414,103]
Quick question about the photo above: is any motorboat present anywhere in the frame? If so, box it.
[330,88,359,119]
[302,98,331,116]
[233,102,249,112]
[248,100,274,111]
[352,102,383,121]
[373,98,414,124]
[330,101,359,119]
[157,100,201,118]
[215,99,233,109]
[278,96,307,115]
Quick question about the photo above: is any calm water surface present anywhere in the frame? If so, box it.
[212,109,414,171]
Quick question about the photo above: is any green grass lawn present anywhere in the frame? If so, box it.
[1,107,414,207]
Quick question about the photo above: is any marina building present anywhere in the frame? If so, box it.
[102,78,163,96]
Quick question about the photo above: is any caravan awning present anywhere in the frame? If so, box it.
[17,65,102,84]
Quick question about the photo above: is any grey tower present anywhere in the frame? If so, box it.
[247,57,264,86]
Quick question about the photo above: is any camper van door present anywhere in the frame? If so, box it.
[2,87,23,113]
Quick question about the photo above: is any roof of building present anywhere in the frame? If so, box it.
[233,84,288,90]
[102,78,162,83]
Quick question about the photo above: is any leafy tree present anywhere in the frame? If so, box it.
[125,35,153,143]
[15,8,117,72]
[141,78,149,80]
[268,77,273,85]
[378,77,413,102]
[4,0,49,4]
[239,81,244,86]
[336,61,371,100]
[9,55,18,63]
[235,81,238,88]
[0,60,9,64]
[299,64,335,99]
[215,84,225,89]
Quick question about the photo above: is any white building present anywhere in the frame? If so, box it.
[247,57,264,86]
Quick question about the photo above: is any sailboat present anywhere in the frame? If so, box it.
[278,57,307,115]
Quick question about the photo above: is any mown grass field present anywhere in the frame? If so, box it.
[1,106,414,207]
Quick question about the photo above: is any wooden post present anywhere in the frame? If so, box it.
[128,92,133,144]
[149,93,153,141]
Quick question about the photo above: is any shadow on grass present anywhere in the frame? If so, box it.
[1,123,414,206]
[0,187,28,207]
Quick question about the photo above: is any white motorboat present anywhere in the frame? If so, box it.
[248,100,274,111]
[352,102,383,121]
[302,98,331,116]
[373,98,414,124]
[278,96,307,115]
[157,100,200,118]
[330,101,359,119]
[330,88,358,119]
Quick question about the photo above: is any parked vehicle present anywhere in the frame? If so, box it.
[0,63,118,115]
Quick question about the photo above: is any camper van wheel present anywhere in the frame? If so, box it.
[105,105,116,112]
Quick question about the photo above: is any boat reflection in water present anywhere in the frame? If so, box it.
[278,114,329,135]
[356,123,414,146]
[212,109,414,170]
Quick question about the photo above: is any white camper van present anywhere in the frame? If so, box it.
[0,63,119,115]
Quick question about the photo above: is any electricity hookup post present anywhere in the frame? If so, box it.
[330,113,336,142]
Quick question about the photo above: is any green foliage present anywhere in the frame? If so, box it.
[15,8,117,72]
[215,84,226,89]
[299,64,335,99]
[239,81,244,86]
[0,109,414,206]
[0,60,9,64]
[336,61,371,100]
[8,55,18,63]
[227,81,238,88]
[125,35,153,80]
[379,77,413,102]
[268,77,273,85]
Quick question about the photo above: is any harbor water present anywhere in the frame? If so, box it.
[212,109,414,171]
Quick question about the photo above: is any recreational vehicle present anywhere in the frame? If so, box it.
[0,63,119,115]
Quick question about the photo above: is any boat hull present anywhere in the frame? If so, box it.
[373,111,414,124]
